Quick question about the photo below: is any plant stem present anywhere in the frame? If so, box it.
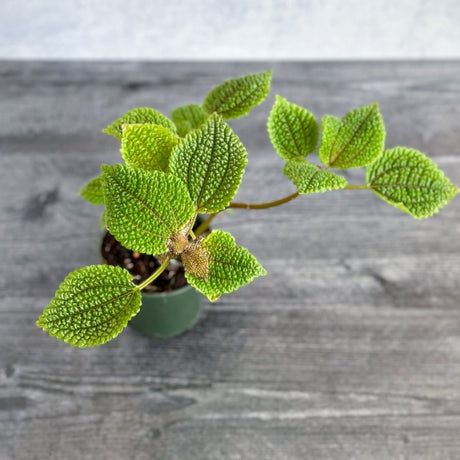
[135,256,171,291]
[195,213,218,236]
[189,229,197,240]
[229,192,300,210]
[227,185,370,211]
[344,185,371,190]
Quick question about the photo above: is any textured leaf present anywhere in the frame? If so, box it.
[284,160,347,194]
[172,104,208,137]
[121,124,178,172]
[268,95,318,160]
[366,147,459,218]
[202,70,272,120]
[181,240,210,279]
[37,265,141,347]
[185,230,266,302]
[102,164,195,254]
[169,114,247,213]
[103,108,176,139]
[318,103,385,169]
[79,174,105,205]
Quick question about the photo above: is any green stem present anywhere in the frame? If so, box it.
[227,185,370,211]
[229,192,300,210]
[344,185,371,190]
[136,256,171,291]
[195,213,218,236]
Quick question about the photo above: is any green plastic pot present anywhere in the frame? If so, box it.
[130,284,202,339]
[100,231,203,339]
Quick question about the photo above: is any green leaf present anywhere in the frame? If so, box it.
[202,70,272,120]
[172,104,208,137]
[366,147,459,219]
[120,124,178,172]
[318,103,385,169]
[267,95,318,160]
[37,265,141,347]
[185,230,266,302]
[79,174,105,205]
[102,164,195,254]
[100,208,107,229]
[284,160,348,194]
[169,114,247,213]
[103,108,176,139]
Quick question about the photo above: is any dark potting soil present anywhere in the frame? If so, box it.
[101,218,210,293]
[101,231,187,293]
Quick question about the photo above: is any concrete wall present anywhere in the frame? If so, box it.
[1,0,459,60]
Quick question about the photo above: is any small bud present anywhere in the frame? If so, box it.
[167,233,189,255]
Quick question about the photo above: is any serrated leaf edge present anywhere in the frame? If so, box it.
[37,265,141,348]
[366,147,459,219]
[169,114,248,213]
[320,102,385,169]
[268,95,319,160]
[203,70,273,120]
[284,159,348,194]
[185,230,267,302]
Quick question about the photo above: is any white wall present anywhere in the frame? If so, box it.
[1,0,459,60]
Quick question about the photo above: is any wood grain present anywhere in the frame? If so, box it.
[0,61,459,460]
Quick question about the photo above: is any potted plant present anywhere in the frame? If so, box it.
[37,70,459,347]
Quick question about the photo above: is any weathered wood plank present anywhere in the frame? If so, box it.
[1,61,460,460]
[1,61,460,157]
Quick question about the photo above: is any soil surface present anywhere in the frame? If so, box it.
[101,218,210,293]
[101,232,187,293]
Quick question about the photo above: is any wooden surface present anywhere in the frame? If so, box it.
[1,61,460,460]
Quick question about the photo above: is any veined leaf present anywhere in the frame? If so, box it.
[121,124,178,172]
[318,103,385,169]
[202,70,272,120]
[169,114,247,213]
[172,104,208,137]
[103,108,176,139]
[102,164,195,254]
[284,160,347,194]
[185,230,266,302]
[79,174,105,205]
[366,147,459,218]
[268,95,318,160]
[37,265,141,347]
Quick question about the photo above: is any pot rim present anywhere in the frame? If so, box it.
[138,282,196,298]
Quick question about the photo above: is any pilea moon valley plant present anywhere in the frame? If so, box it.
[37,71,459,347]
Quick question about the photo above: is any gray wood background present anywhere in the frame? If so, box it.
[0,61,459,460]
